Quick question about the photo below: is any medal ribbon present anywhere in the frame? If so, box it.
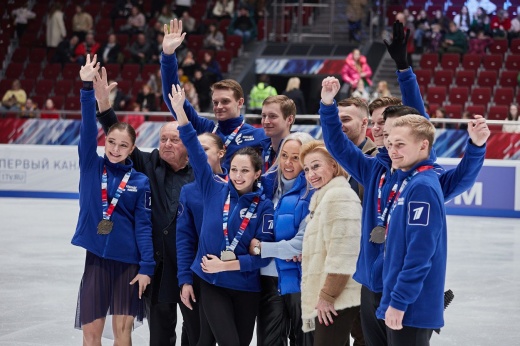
[212,120,245,149]
[376,172,398,227]
[263,144,273,172]
[222,192,260,252]
[386,165,434,232]
[101,166,132,221]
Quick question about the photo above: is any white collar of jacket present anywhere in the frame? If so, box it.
[308,175,350,212]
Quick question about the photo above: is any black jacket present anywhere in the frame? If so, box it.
[97,108,194,303]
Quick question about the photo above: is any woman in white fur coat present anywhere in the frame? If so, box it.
[300,140,362,345]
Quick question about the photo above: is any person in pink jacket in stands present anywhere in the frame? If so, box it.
[341,49,373,96]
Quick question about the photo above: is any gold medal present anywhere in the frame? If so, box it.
[369,226,386,244]
[97,219,113,235]
[220,250,237,261]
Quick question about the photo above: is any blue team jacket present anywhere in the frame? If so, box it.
[320,97,485,292]
[178,122,274,292]
[161,52,268,170]
[71,89,155,275]
[176,169,227,287]
[375,159,446,329]
[273,172,312,295]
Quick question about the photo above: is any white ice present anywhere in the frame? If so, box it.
[0,198,519,345]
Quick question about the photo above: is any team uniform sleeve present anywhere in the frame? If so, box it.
[134,178,155,276]
[319,101,375,186]
[79,89,100,170]
[160,52,214,133]
[397,67,429,119]
[389,184,444,312]
[237,201,275,272]
[438,139,486,202]
[176,187,197,286]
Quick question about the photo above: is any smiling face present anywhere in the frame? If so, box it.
[105,129,135,164]
[261,102,293,140]
[338,104,367,146]
[212,88,244,121]
[303,152,336,189]
[386,125,429,171]
[279,140,302,180]
[370,107,386,147]
[229,154,261,194]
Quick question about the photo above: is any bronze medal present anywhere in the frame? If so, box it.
[97,219,113,235]
[369,226,386,244]
[220,250,237,261]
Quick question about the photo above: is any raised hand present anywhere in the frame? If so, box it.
[93,67,118,112]
[383,21,410,70]
[79,54,100,82]
[321,76,341,105]
[163,19,186,55]
[467,114,490,147]
[168,84,189,125]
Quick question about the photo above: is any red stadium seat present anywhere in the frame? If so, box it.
[433,70,453,88]
[455,70,476,88]
[466,105,486,116]
[54,80,74,97]
[116,80,132,95]
[218,18,232,34]
[104,63,121,81]
[34,79,55,96]
[11,47,30,63]
[487,105,509,121]
[448,86,469,105]
[415,69,432,88]
[64,97,82,118]
[186,34,204,52]
[427,86,447,105]
[481,54,503,71]
[141,64,159,80]
[476,70,498,88]
[461,54,481,70]
[493,88,515,105]
[488,39,508,55]
[471,87,491,105]
[52,96,65,110]
[426,5,443,19]
[120,64,141,80]
[505,55,520,70]
[444,104,463,119]
[499,70,519,88]
[510,38,520,55]
[5,62,24,79]
[23,63,42,80]
[28,48,47,63]
[216,49,233,73]
[61,64,79,80]
[42,63,62,80]
[225,35,243,57]
[446,6,462,20]
[419,53,439,70]
[440,53,460,70]
[190,3,207,20]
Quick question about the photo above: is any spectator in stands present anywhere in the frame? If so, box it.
[212,0,235,20]
[490,9,511,39]
[147,68,163,99]
[75,32,101,65]
[503,104,520,133]
[370,80,392,103]
[346,0,367,42]
[396,13,415,67]
[341,48,373,96]
[468,30,492,54]
[0,80,27,113]
[11,3,36,39]
[440,21,469,55]
[453,5,471,34]
[183,81,200,112]
[46,2,67,48]
[414,10,430,53]
[432,107,452,129]
[469,7,491,37]
[178,67,190,84]
[109,80,132,111]
[351,80,370,103]
[282,77,307,115]
[120,5,146,35]
[150,32,165,64]
[193,69,212,112]
[204,23,225,51]
[201,51,223,83]
[459,111,473,130]
[99,34,122,65]
[174,0,192,18]
[429,9,450,34]
[249,74,278,114]
[228,6,257,44]
[146,21,165,42]
[466,0,497,20]
[157,4,177,26]
[19,98,38,118]
[180,50,200,79]
[53,35,80,65]
[41,98,61,119]
[181,11,197,34]
[129,32,153,64]
[425,23,444,53]
[72,5,93,42]
[136,84,157,112]
[509,7,520,41]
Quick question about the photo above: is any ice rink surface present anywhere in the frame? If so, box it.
[0,198,519,345]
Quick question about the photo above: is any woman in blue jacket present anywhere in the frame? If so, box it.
[248,132,314,346]
[71,55,155,345]
[169,84,275,346]
[176,132,226,345]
